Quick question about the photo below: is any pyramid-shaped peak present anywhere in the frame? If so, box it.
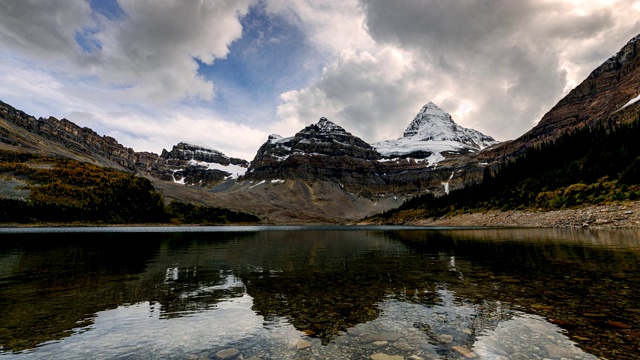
[404,102,456,138]
[309,117,346,133]
[416,101,449,117]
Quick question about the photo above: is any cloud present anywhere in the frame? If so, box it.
[277,47,433,140]
[0,0,253,104]
[265,0,374,54]
[275,0,640,143]
[0,0,91,59]
[88,108,269,161]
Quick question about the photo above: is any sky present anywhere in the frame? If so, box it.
[1,0,639,160]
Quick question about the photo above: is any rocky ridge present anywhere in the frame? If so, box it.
[244,117,383,191]
[160,142,247,166]
[0,100,249,189]
[0,100,137,170]
[154,142,249,186]
[479,33,640,161]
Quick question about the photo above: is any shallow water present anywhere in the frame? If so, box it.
[0,227,639,359]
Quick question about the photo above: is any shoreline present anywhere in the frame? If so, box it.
[403,200,640,229]
[2,200,640,229]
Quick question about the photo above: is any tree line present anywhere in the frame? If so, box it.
[0,151,258,224]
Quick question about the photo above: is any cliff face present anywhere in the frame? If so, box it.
[160,142,248,166]
[151,142,249,187]
[245,118,384,190]
[0,100,137,170]
[479,34,640,161]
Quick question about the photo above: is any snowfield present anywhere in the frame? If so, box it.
[188,160,248,179]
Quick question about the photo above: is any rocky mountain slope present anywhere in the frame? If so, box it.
[479,33,640,161]
[0,100,137,170]
[244,117,381,188]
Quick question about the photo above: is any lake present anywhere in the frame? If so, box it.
[0,226,639,359]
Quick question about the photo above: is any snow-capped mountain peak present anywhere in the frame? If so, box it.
[403,102,458,138]
[373,102,499,166]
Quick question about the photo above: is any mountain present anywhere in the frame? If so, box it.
[0,99,251,189]
[479,33,640,161]
[245,117,380,184]
[155,142,249,186]
[0,98,499,223]
[0,100,137,170]
[373,102,499,166]
[368,33,640,224]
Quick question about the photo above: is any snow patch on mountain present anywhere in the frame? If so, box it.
[373,102,499,166]
[188,159,247,179]
[620,93,640,111]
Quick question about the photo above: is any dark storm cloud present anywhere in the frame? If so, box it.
[293,0,631,143]
[356,0,624,140]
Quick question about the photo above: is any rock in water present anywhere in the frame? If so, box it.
[213,347,241,359]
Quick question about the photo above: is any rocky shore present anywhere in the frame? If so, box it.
[406,200,640,229]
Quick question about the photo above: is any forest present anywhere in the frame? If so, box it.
[0,151,258,224]
[375,115,640,221]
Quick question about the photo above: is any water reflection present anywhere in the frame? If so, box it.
[0,228,639,359]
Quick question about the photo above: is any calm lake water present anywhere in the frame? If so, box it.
[1,226,639,359]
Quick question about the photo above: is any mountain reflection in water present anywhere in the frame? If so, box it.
[0,227,639,359]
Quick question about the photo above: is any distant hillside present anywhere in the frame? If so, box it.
[0,150,258,225]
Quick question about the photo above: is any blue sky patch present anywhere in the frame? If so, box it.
[89,0,126,21]
[197,2,323,122]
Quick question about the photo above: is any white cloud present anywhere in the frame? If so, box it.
[87,109,268,161]
[91,0,253,103]
[265,0,374,54]
[277,47,433,141]
[0,0,253,104]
